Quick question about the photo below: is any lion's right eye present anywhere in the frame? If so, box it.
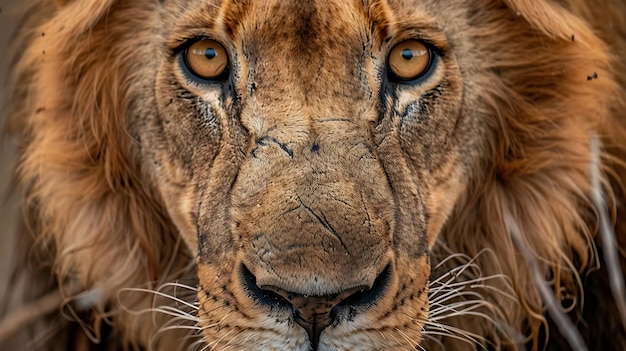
[388,40,436,83]
[182,39,229,81]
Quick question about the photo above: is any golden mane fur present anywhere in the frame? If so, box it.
[1,0,625,350]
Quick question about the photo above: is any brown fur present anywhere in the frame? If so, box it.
[1,0,625,350]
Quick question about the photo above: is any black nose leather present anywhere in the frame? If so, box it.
[240,264,392,347]
[270,285,365,347]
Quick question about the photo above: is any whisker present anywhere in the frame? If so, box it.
[422,248,520,349]
[119,287,199,311]
[381,329,405,349]
[205,329,236,350]
[159,282,201,292]
[429,300,496,320]
[115,284,202,351]
[394,327,421,349]
[156,305,201,321]
[411,314,492,349]
[429,275,516,318]
[199,312,235,331]
[420,332,445,349]
[118,304,199,322]
[425,303,502,346]
[148,319,202,350]
[430,291,487,310]
[220,329,249,351]
[423,323,488,347]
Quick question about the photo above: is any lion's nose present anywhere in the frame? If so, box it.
[239,264,393,347]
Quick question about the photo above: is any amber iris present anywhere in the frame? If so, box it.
[388,40,432,81]
[184,39,228,80]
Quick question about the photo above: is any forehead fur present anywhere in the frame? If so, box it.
[168,0,441,44]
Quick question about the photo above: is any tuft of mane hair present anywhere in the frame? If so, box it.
[427,1,626,350]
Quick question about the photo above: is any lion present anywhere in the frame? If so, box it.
[1,0,625,350]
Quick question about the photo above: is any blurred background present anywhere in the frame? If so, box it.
[1,0,20,301]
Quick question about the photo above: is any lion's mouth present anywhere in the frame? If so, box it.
[239,263,393,347]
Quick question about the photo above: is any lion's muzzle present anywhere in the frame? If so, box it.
[217,118,399,344]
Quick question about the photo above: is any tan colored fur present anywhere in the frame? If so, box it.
[1,0,625,350]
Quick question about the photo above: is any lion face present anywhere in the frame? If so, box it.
[145,0,469,348]
[9,0,624,349]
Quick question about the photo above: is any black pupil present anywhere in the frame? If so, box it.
[401,49,413,60]
[205,48,217,59]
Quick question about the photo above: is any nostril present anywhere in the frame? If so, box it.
[333,264,393,315]
[240,264,292,309]
[240,263,393,312]
[240,263,393,347]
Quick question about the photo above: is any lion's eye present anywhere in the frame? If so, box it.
[183,39,229,80]
[388,40,434,82]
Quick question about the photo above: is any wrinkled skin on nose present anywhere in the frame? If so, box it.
[231,115,395,296]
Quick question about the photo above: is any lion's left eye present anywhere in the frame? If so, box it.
[182,39,229,81]
[388,40,435,82]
